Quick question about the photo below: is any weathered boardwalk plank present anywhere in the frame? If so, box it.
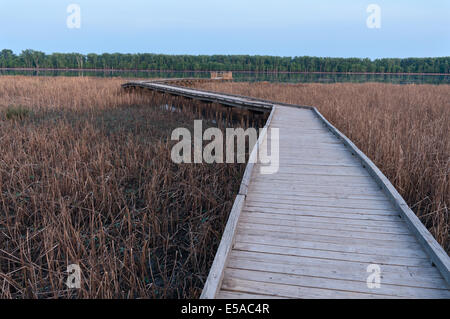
[122,80,450,299]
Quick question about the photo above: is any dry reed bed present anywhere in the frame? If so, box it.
[0,76,264,298]
[194,81,450,253]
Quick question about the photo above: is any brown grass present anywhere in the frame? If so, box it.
[194,81,450,253]
[0,76,265,298]
[1,76,448,298]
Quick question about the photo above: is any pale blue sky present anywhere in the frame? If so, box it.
[1,0,448,58]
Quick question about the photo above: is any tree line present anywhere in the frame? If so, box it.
[1,49,449,73]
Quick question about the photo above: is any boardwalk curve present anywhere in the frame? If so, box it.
[122,80,450,299]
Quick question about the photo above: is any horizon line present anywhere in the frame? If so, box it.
[2,50,449,60]
[1,67,449,76]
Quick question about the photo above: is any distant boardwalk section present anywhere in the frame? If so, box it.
[210,71,233,81]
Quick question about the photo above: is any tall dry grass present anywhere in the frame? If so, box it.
[195,81,450,253]
[0,76,264,298]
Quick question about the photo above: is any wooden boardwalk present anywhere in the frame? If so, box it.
[123,81,450,299]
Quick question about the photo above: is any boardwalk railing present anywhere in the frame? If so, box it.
[123,80,450,298]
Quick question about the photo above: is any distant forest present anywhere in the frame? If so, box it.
[1,49,449,73]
